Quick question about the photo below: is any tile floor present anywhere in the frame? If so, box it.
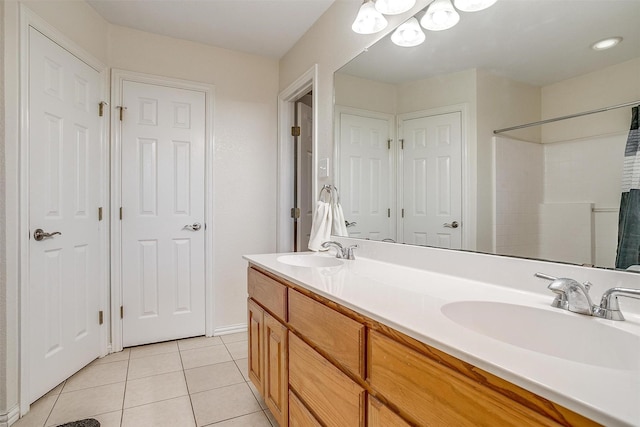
[14,332,279,427]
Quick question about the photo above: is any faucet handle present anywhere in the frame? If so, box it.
[344,244,358,260]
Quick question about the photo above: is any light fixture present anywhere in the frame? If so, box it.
[591,37,623,51]
[421,0,460,31]
[453,0,498,12]
[352,0,388,35]
[375,0,416,15]
[391,17,426,47]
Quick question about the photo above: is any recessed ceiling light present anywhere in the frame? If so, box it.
[591,37,622,51]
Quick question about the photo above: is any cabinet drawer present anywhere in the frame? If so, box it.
[288,289,365,378]
[368,330,560,427]
[289,333,365,427]
[248,267,287,321]
[289,390,322,427]
[368,396,410,427]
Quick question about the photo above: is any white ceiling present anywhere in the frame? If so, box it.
[339,0,640,87]
[86,0,337,59]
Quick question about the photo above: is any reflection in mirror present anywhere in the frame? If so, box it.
[334,0,640,270]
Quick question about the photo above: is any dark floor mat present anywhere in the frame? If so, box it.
[56,419,100,427]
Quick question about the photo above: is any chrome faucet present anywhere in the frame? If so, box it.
[321,241,358,260]
[592,288,640,321]
[534,273,594,315]
[536,273,640,321]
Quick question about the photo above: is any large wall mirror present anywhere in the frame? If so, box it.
[333,0,640,271]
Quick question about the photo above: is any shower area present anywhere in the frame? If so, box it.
[493,59,640,270]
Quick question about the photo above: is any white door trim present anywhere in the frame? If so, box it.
[17,4,110,415]
[276,65,318,252]
[110,69,216,352]
[397,103,476,251]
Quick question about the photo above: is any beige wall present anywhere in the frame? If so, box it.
[541,58,640,143]
[334,73,396,114]
[476,70,541,251]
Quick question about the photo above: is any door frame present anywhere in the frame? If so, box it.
[17,5,110,415]
[276,65,318,252]
[110,69,216,352]
[397,104,475,250]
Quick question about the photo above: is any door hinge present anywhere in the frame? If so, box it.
[98,207,103,221]
[387,208,391,218]
[291,126,301,137]
[388,139,392,150]
[117,106,127,121]
[119,207,123,220]
[402,208,405,218]
[400,139,404,149]
[120,306,124,319]
[98,101,109,117]
[99,310,104,325]
[291,207,301,219]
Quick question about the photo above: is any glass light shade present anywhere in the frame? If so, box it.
[352,1,388,34]
[453,0,498,12]
[391,17,425,47]
[375,0,416,15]
[421,0,460,31]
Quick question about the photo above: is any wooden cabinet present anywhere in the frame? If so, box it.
[247,265,597,427]
[289,333,365,427]
[368,396,410,427]
[288,289,365,378]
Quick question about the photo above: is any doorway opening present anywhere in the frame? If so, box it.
[276,66,318,253]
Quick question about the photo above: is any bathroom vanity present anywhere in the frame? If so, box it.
[244,241,640,426]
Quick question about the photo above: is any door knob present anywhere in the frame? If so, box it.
[33,228,62,241]
[184,223,202,231]
[443,221,459,229]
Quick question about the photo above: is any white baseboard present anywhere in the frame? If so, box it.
[213,323,247,336]
[0,404,20,427]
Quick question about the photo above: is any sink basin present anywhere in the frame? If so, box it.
[277,254,344,268]
[442,301,640,370]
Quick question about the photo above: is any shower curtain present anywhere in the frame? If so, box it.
[615,106,640,269]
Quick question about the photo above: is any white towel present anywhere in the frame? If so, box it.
[331,201,348,237]
[308,200,333,251]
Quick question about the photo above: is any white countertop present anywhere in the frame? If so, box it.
[244,251,640,427]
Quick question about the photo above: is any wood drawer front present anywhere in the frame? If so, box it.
[368,330,560,427]
[248,267,287,321]
[288,289,365,378]
[289,333,365,427]
[289,391,322,427]
[368,396,410,427]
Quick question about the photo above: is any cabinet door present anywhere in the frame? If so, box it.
[248,298,264,394]
[264,312,288,427]
[368,396,410,427]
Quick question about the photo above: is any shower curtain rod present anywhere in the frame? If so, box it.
[493,100,640,134]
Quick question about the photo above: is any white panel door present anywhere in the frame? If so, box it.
[28,28,103,402]
[121,80,206,347]
[400,112,462,248]
[296,102,313,251]
[338,112,395,241]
